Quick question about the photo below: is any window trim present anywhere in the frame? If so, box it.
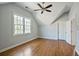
[13,14,31,36]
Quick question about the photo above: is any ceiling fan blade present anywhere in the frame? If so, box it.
[45,4,52,8]
[46,10,51,12]
[34,9,41,11]
[41,11,43,14]
[37,3,43,9]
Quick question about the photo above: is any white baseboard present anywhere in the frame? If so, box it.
[39,37,57,40]
[0,37,38,53]
[39,37,65,41]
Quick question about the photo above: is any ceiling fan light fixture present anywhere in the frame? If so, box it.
[34,2,52,14]
[25,6,28,8]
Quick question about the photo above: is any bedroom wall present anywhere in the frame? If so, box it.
[38,13,67,40]
[68,2,79,52]
[0,3,38,52]
[74,3,79,53]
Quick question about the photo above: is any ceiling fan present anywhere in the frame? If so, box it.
[34,2,52,14]
[25,2,52,14]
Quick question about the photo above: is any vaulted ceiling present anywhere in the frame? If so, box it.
[16,2,73,25]
[0,2,73,25]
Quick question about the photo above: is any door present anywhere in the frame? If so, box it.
[71,19,77,46]
[66,20,72,44]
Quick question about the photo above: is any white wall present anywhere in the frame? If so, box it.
[75,3,79,52]
[76,31,79,52]
[38,13,67,40]
[65,3,77,46]
[38,24,58,39]
[0,3,38,51]
[68,3,79,52]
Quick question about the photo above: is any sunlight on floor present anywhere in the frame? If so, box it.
[24,46,32,56]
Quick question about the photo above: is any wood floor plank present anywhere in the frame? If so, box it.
[0,38,75,56]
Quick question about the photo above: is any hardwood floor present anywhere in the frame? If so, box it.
[0,38,75,56]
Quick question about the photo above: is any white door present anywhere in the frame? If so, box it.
[71,19,77,46]
[59,22,66,40]
[66,20,72,44]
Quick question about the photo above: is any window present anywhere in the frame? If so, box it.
[25,18,31,33]
[14,15,31,35]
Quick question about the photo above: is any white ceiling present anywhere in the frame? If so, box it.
[0,2,9,4]
[16,2,73,25]
[0,2,73,25]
